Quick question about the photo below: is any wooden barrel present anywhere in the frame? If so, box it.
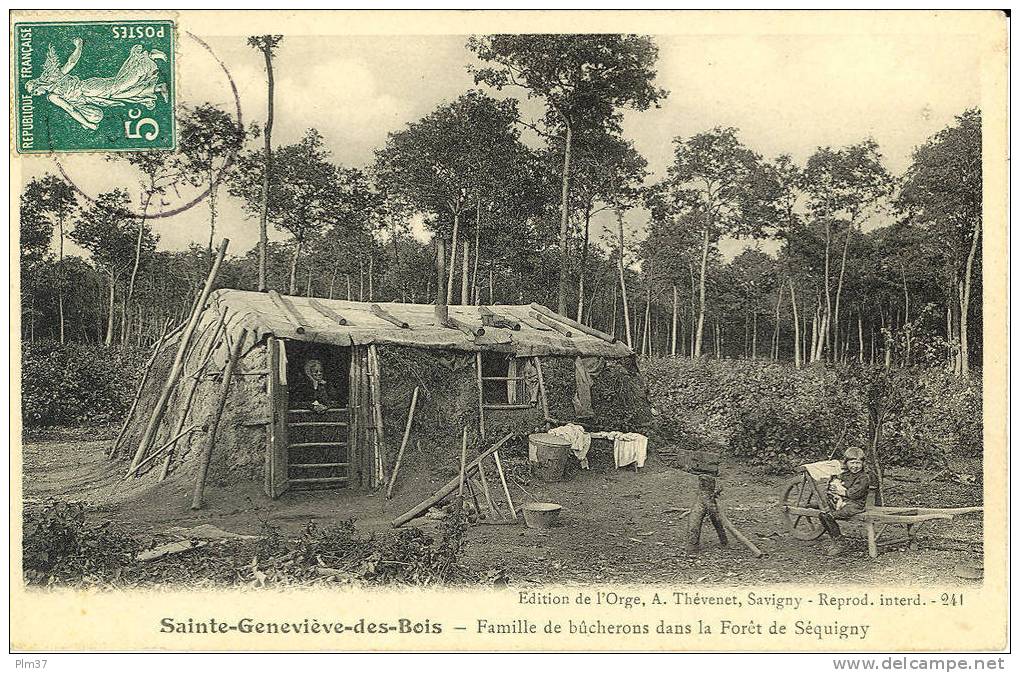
[528,433,571,482]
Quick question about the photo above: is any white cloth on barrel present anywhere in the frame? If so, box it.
[548,423,592,469]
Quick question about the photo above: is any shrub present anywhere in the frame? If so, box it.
[22,341,147,428]
[23,500,139,584]
[643,357,981,473]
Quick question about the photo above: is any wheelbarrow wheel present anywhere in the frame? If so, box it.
[780,475,826,541]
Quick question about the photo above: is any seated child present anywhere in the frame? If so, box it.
[819,446,871,556]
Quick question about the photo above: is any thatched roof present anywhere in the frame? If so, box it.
[207,289,632,358]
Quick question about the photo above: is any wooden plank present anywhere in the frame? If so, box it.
[128,239,229,475]
[290,477,350,485]
[370,303,410,329]
[308,297,350,325]
[289,462,350,469]
[191,328,247,510]
[289,441,347,449]
[445,316,484,338]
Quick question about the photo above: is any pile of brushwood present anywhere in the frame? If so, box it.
[23,500,475,588]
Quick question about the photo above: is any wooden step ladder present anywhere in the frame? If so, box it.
[286,407,350,490]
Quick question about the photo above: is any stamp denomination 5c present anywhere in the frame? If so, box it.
[14,20,175,153]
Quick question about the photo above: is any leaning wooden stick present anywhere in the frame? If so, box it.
[159,313,227,481]
[128,239,229,475]
[110,316,173,458]
[476,459,501,520]
[386,386,419,498]
[455,427,469,514]
[190,328,247,510]
[718,510,763,558]
[124,425,201,480]
[268,290,306,334]
[391,433,515,528]
[492,449,518,521]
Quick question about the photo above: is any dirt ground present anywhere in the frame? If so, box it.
[21,433,984,585]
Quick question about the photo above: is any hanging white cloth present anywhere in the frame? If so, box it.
[590,431,648,469]
[548,423,592,469]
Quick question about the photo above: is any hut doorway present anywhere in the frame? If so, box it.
[266,340,353,497]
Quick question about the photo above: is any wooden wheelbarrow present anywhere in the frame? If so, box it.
[779,462,982,559]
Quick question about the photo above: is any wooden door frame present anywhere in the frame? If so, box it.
[264,337,290,499]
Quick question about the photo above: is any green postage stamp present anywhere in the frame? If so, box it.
[14,20,176,153]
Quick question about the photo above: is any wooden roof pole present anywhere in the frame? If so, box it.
[370,303,410,329]
[529,311,573,337]
[530,302,617,344]
[268,290,307,334]
[127,239,229,476]
[308,297,349,325]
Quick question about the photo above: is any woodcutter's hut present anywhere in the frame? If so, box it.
[117,289,653,501]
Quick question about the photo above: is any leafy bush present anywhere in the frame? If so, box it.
[22,341,147,428]
[643,357,981,473]
[23,500,139,584]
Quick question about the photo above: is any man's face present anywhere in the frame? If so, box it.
[847,458,864,473]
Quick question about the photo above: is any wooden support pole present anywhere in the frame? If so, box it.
[492,449,518,521]
[110,316,174,458]
[190,328,247,510]
[370,303,410,329]
[125,424,202,480]
[475,353,485,438]
[530,302,617,343]
[268,290,306,334]
[533,356,550,423]
[529,311,572,337]
[391,433,514,527]
[386,386,419,499]
[128,239,229,475]
[308,297,349,325]
[159,312,228,481]
[368,344,387,486]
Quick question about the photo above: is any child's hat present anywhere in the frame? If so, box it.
[843,446,865,460]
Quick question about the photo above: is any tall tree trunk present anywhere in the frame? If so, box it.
[822,220,832,360]
[288,239,302,295]
[461,238,470,305]
[446,210,460,305]
[123,193,152,344]
[489,268,494,306]
[257,43,275,292]
[346,273,352,301]
[772,288,784,361]
[206,167,218,264]
[858,312,864,363]
[789,278,801,368]
[833,220,854,362]
[369,253,374,302]
[615,208,632,347]
[105,274,116,346]
[641,287,651,356]
[576,209,591,323]
[752,311,758,360]
[610,285,618,338]
[359,261,365,301]
[57,213,65,344]
[695,224,710,358]
[556,121,573,316]
[960,219,981,379]
[306,267,312,297]
[328,264,338,299]
[472,202,481,305]
[671,284,678,356]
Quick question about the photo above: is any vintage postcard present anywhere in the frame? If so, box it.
[9,9,1008,654]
